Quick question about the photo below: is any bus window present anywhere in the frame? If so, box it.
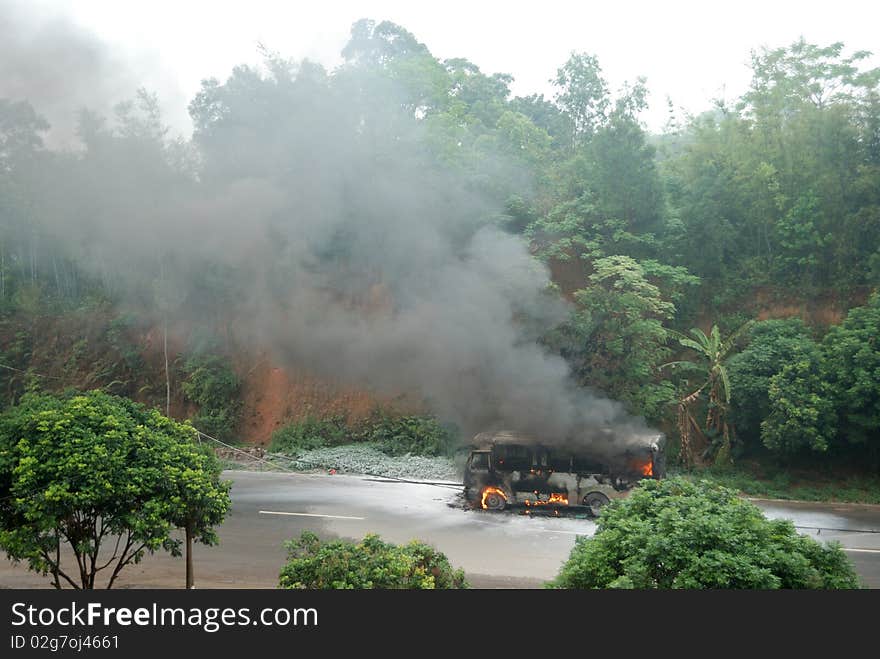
[469,452,490,471]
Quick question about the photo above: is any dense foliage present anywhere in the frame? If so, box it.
[727,319,818,448]
[0,390,230,588]
[355,411,456,457]
[269,414,351,453]
[1,20,879,473]
[550,478,859,589]
[179,352,241,442]
[269,410,456,457]
[760,293,880,463]
[278,531,468,589]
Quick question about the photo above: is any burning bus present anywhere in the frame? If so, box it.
[463,430,665,516]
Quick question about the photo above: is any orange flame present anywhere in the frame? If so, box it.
[524,492,569,506]
[629,458,653,477]
[480,486,508,510]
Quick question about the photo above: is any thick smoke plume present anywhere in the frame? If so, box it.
[1,8,657,450]
[0,0,185,145]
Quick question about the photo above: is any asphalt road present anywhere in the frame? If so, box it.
[2,470,879,588]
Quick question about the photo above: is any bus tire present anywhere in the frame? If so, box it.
[583,492,610,517]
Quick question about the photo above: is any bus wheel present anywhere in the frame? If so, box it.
[583,492,610,517]
[483,490,506,511]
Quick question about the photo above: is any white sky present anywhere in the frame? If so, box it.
[19,0,880,134]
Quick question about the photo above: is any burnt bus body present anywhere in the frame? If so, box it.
[463,430,665,515]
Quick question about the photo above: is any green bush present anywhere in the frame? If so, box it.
[549,477,859,589]
[357,411,456,457]
[755,294,880,465]
[179,353,241,442]
[104,314,145,374]
[761,353,837,454]
[278,531,468,589]
[727,318,818,450]
[269,415,350,453]
[269,411,456,457]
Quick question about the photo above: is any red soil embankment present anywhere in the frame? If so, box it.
[237,354,397,446]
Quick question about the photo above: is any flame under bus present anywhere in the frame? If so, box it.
[463,431,665,516]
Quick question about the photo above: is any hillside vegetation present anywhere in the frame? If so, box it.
[2,23,879,483]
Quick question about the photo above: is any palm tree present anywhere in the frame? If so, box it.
[662,322,753,467]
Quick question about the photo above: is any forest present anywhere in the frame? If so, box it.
[2,19,879,482]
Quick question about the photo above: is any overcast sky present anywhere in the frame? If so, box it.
[8,0,880,135]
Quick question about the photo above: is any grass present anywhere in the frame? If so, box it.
[675,462,880,504]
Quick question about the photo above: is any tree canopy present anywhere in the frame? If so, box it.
[1,24,879,472]
[550,478,859,589]
[0,390,230,589]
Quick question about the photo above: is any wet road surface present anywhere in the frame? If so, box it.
[2,470,879,588]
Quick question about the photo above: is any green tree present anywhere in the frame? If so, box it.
[0,390,230,589]
[553,53,609,143]
[279,531,468,589]
[162,440,230,589]
[664,39,880,297]
[757,296,880,464]
[727,318,818,450]
[761,352,837,454]
[821,294,880,464]
[550,478,859,589]
[546,255,696,422]
[663,322,752,466]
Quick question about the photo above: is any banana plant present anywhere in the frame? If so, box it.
[661,321,753,466]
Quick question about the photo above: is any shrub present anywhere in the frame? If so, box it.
[549,477,859,589]
[269,415,351,453]
[278,531,468,589]
[269,411,457,457]
[357,411,456,457]
[179,353,241,442]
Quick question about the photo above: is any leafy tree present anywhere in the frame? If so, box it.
[279,531,468,589]
[756,296,880,464]
[553,53,609,143]
[0,100,50,310]
[509,93,571,149]
[741,39,878,120]
[162,439,231,589]
[586,82,665,235]
[774,192,829,286]
[536,64,665,252]
[821,294,880,463]
[727,318,818,449]
[761,351,837,454]
[665,39,880,296]
[0,390,230,589]
[550,478,859,589]
[547,256,696,422]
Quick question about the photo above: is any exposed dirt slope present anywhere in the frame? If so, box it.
[237,355,399,446]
